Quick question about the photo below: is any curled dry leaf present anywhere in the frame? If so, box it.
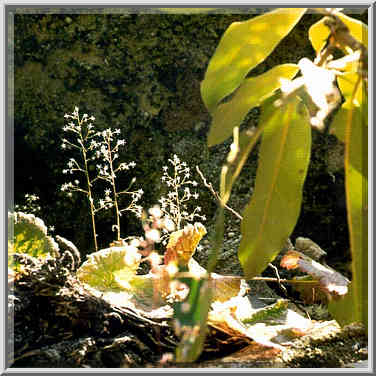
[164,222,207,267]
[280,250,350,297]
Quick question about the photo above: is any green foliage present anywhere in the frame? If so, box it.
[76,245,141,292]
[238,96,311,279]
[201,8,306,112]
[309,11,368,53]
[242,299,288,324]
[202,8,368,328]
[9,212,59,268]
[329,73,368,326]
[173,277,212,362]
[207,64,299,147]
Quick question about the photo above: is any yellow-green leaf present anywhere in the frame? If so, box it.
[208,64,299,147]
[328,285,358,326]
[309,12,368,54]
[220,94,280,205]
[9,212,59,268]
[76,245,141,292]
[238,96,311,279]
[164,223,207,267]
[330,73,368,327]
[201,8,306,113]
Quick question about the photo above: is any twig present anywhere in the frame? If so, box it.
[176,272,320,286]
[196,166,296,290]
[196,166,242,220]
[267,263,288,295]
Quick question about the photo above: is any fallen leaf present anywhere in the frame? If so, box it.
[280,250,350,297]
[164,223,207,267]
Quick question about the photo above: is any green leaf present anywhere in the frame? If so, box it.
[201,8,306,112]
[220,94,279,205]
[328,285,358,326]
[10,212,59,268]
[174,277,212,362]
[330,73,368,327]
[238,96,311,279]
[309,12,368,54]
[208,64,299,147]
[76,245,141,292]
[241,299,289,324]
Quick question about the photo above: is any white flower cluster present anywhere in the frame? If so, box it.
[93,128,143,219]
[158,154,205,238]
[60,107,144,244]
[14,193,42,215]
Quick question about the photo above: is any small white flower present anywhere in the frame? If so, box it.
[163,217,175,232]
[145,228,160,243]
[149,206,162,218]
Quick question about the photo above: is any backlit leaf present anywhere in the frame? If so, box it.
[309,12,368,55]
[330,73,368,327]
[201,8,306,112]
[9,212,59,269]
[238,96,311,279]
[208,64,299,146]
[220,94,280,205]
[76,245,141,291]
[328,285,358,326]
[164,223,207,267]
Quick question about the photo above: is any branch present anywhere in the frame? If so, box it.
[196,166,242,220]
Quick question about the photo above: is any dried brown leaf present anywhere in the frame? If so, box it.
[280,250,350,297]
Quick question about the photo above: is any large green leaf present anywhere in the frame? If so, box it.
[220,94,280,205]
[76,245,142,292]
[309,12,368,54]
[9,212,59,268]
[238,96,311,279]
[208,64,299,147]
[201,8,306,113]
[330,73,368,327]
